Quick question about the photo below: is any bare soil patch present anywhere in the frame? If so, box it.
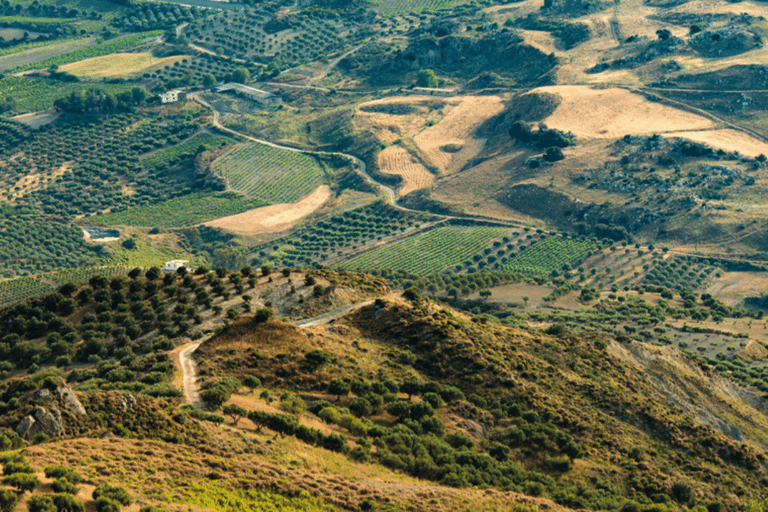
[11,107,58,128]
[377,144,434,196]
[204,185,332,235]
[704,271,768,307]
[536,85,714,138]
[665,129,768,158]
[413,95,506,174]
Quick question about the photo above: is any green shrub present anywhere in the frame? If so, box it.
[27,496,56,512]
[93,485,131,506]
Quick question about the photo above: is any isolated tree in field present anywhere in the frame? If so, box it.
[656,28,672,40]
[201,386,230,410]
[3,473,39,493]
[304,274,316,286]
[27,496,55,512]
[479,289,492,300]
[252,307,273,324]
[93,485,131,506]
[328,379,349,401]
[415,69,438,88]
[260,265,271,277]
[401,377,421,401]
[304,349,332,370]
[145,267,161,281]
[222,404,247,425]
[509,120,533,143]
[231,67,250,84]
[202,73,217,87]
[243,375,261,393]
[53,494,84,512]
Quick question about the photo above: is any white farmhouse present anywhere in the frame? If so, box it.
[163,260,188,272]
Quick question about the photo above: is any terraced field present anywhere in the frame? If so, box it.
[337,225,508,275]
[214,143,326,204]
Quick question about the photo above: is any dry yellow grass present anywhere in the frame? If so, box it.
[59,52,188,79]
[412,95,506,174]
[354,96,441,143]
[535,85,714,138]
[1,161,71,201]
[204,185,332,235]
[665,129,768,158]
[377,144,434,196]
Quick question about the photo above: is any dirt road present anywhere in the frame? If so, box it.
[179,341,203,409]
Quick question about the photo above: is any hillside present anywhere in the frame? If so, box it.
[4,0,768,510]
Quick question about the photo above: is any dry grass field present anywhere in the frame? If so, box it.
[204,185,332,235]
[412,95,506,174]
[536,86,714,138]
[665,129,768,158]
[377,144,434,196]
[59,52,188,79]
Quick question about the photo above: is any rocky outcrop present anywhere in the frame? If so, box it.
[56,385,86,416]
[690,28,762,58]
[16,407,65,440]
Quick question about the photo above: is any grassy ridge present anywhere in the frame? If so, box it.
[179,483,339,512]
[9,30,163,72]
[92,191,268,228]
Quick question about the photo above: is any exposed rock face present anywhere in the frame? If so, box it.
[16,407,65,440]
[119,393,136,412]
[56,386,86,416]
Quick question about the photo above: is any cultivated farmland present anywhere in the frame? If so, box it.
[500,237,597,278]
[338,225,508,275]
[59,52,188,79]
[0,265,131,308]
[214,143,326,204]
[377,144,434,196]
[92,191,268,229]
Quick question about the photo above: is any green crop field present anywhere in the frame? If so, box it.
[0,75,134,115]
[105,238,197,268]
[0,16,73,24]
[9,30,163,72]
[0,265,131,308]
[0,36,86,58]
[215,143,327,204]
[337,226,508,275]
[500,237,597,278]
[370,0,465,16]
[92,191,268,228]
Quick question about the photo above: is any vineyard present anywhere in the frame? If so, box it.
[9,30,163,72]
[0,16,73,24]
[337,225,509,275]
[251,202,432,268]
[92,191,268,228]
[0,265,131,308]
[141,132,233,169]
[215,143,327,204]
[500,237,597,278]
[369,0,466,17]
